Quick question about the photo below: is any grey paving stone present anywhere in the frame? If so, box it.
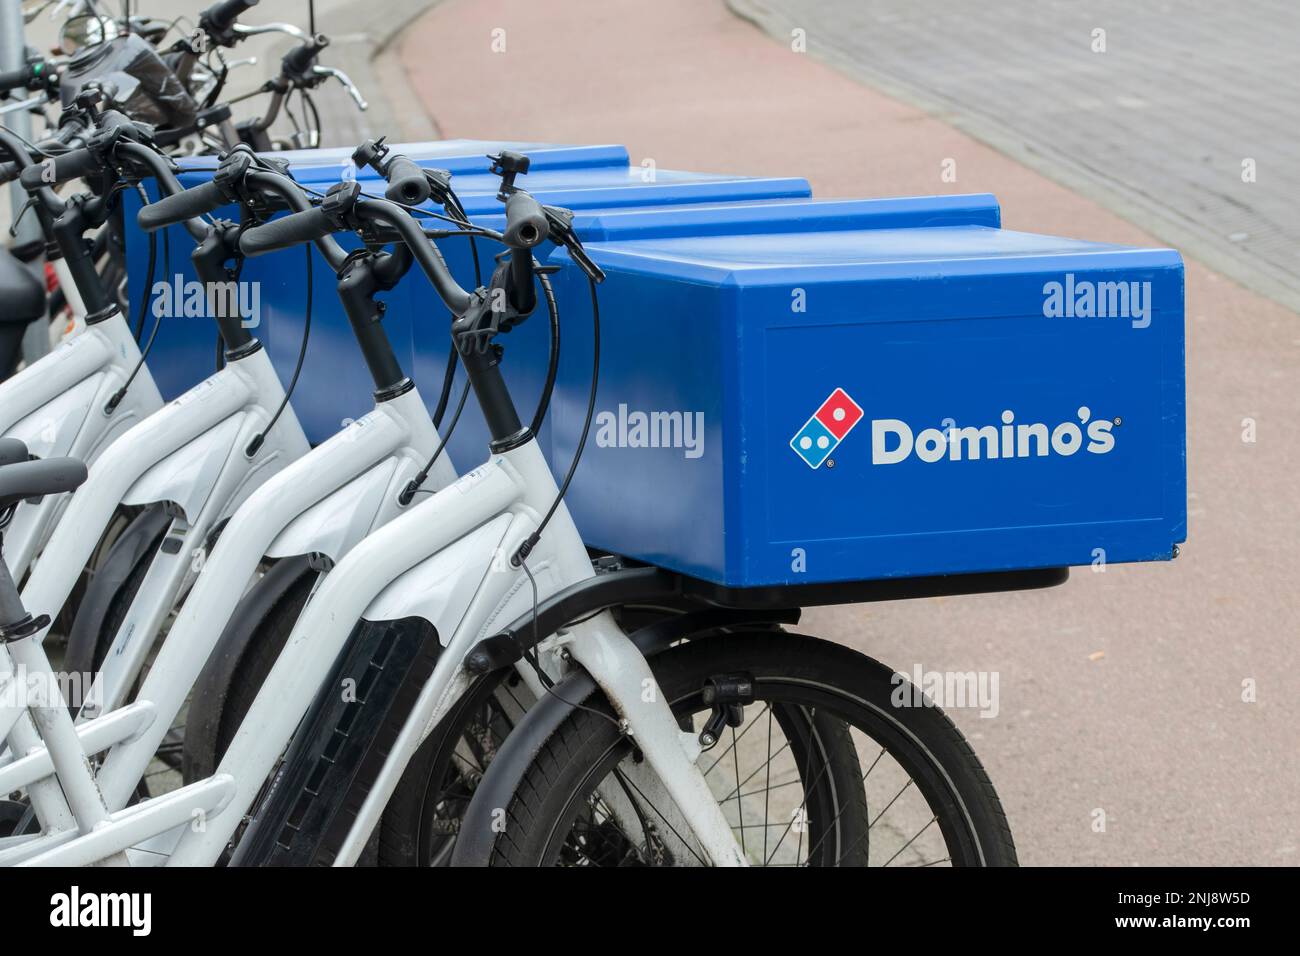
[731,0,1300,313]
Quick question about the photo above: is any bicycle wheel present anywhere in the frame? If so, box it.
[479,631,1017,867]
[377,674,532,866]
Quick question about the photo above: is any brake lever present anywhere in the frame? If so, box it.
[312,66,368,111]
[542,204,605,283]
[232,22,312,42]
[0,94,45,117]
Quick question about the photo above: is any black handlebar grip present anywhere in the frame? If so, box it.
[0,65,32,95]
[0,161,18,184]
[502,192,549,249]
[17,148,99,190]
[203,0,259,33]
[383,155,431,206]
[282,35,327,77]
[137,179,228,232]
[239,206,335,257]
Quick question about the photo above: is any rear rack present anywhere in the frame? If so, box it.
[466,562,1068,673]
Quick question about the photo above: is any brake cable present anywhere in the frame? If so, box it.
[511,274,601,567]
[246,241,312,457]
[388,182,495,503]
[124,184,157,341]
[531,266,561,436]
[509,276,622,731]
[105,184,162,413]
[398,258,560,506]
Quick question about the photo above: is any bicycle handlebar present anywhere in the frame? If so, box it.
[201,0,260,35]
[240,194,475,316]
[243,169,348,271]
[105,141,207,241]
[0,64,36,96]
[0,118,88,184]
[17,148,98,189]
[238,204,332,256]
[282,35,329,79]
[136,178,226,231]
[355,200,475,316]
[502,192,549,250]
[383,155,430,206]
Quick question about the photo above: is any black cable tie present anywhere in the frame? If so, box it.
[510,532,541,568]
[104,387,128,414]
[397,475,423,507]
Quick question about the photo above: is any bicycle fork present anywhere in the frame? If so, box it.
[558,617,749,867]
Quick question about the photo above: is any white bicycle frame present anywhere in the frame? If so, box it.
[5,434,747,867]
[0,381,457,861]
[0,308,161,578]
[0,339,308,833]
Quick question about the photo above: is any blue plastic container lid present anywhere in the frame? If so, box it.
[563,219,1182,286]
[569,194,1002,239]
[176,140,630,182]
[444,167,812,215]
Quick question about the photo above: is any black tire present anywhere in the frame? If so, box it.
[482,632,1018,867]
[376,673,533,866]
[376,604,679,866]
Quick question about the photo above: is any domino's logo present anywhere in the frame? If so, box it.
[790,388,864,469]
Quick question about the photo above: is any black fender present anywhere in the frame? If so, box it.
[449,606,797,866]
[182,554,313,782]
[63,503,171,681]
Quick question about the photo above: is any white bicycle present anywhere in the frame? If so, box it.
[0,112,165,583]
[0,110,310,837]
[0,145,1026,865]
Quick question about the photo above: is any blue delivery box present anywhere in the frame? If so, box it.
[123,147,812,445]
[540,198,1187,588]
[123,140,633,402]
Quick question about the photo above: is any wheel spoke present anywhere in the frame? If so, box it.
[869,779,914,829]
[701,703,770,777]
[732,726,745,858]
[882,816,937,867]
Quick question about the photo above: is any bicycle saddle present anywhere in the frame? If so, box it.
[0,246,45,326]
[0,457,87,511]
